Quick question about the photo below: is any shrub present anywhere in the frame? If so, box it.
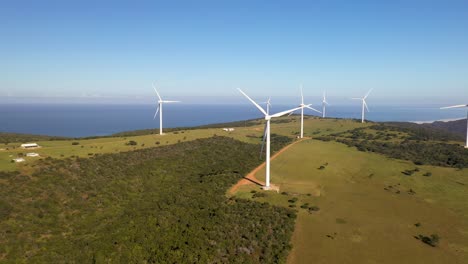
[126,140,137,146]
[252,192,267,198]
[72,142,80,145]
[308,206,320,212]
[415,234,440,247]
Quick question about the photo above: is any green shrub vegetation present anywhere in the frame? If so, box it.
[415,234,440,247]
[316,124,468,168]
[0,136,295,263]
[0,132,69,144]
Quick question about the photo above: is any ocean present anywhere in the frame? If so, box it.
[0,104,466,138]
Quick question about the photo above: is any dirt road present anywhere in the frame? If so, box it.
[228,137,309,194]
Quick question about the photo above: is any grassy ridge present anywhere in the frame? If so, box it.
[0,137,295,263]
[316,124,468,168]
[0,132,69,144]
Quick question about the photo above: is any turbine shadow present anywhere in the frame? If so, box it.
[243,177,263,186]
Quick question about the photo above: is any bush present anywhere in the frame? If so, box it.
[308,206,320,212]
[252,192,267,198]
[126,140,137,146]
[71,142,80,145]
[415,234,440,247]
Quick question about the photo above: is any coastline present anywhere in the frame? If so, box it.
[410,117,465,124]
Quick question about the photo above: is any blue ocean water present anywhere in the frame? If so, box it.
[0,104,466,137]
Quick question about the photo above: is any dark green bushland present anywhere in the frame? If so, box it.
[0,136,295,263]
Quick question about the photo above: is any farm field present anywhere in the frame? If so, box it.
[232,139,468,264]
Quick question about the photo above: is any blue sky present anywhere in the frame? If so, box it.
[1,0,468,104]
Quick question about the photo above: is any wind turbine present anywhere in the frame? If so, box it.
[239,89,304,189]
[352,89,372,123]
[440,104,468,148]
[322,91,330,118]
[295,86,321,138]
[153,84,180,135]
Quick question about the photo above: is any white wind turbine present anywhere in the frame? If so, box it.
[440,104,468,148]
[295,86,321,138]
[153,84,180,135]
[322,91,330,118]
[239,89,304,189]
[352,89,373,123]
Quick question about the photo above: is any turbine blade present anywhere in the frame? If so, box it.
[259,123,267,159]
[238,88,267,115]
[153,105,160,120]
[162,100,180,103]
[364,88,373,99]
[270,106,303,118]
[152,83,162,101]
[305,105,322,114]
[440,104,468,109]
[300,84,304,104]
[364,101,370,112]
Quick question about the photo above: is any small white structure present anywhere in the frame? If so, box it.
[21,143,40,149]
[12,158,25,163]
[222,128,235,132]
[26,153,40,157]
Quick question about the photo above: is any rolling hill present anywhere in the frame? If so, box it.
[0,116,467,263]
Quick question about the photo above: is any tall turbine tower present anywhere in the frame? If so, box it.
[322,92,329,118]
[440,104,468,148]
[297,86,321,138]
[153,84,180,135]
[352,89,372,123]
[239,89,303,189]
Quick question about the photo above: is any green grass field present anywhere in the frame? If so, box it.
[233,139,468,264]
[0,116,364,172]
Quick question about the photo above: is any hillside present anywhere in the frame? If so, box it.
[427,118,467,137]
[1,117,467,263]
[0,137,295,262]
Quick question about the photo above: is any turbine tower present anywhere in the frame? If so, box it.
[297,85,321,138]
[239,89,303,189]
[352,89,372,123]
[153,84,180,135]
[322,92,329,118]
[440,104,468,148]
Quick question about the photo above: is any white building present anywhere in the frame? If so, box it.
[222,128,235,132]
[26,153,40,157]
[20,143,39,149]
[12,158,25,163]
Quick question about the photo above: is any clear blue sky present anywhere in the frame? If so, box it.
[1,0,468,103]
